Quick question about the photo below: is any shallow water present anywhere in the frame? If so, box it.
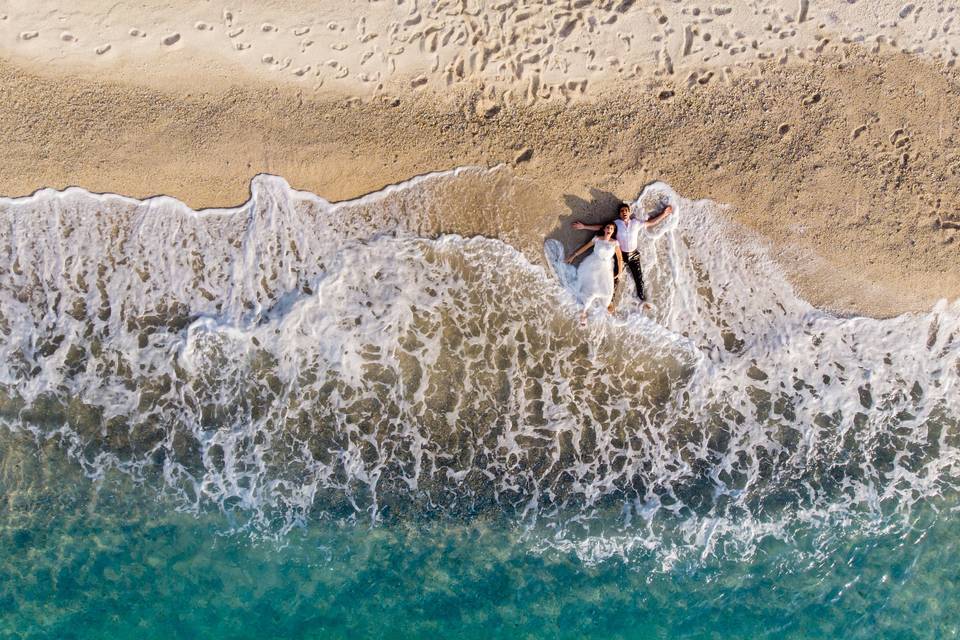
[1,167,958,637]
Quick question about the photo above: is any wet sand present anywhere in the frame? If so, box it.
[1,1,959,317]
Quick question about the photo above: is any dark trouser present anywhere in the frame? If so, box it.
[613,250,646,301]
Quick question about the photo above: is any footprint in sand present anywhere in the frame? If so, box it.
[293,27,310,36]
[228,28,244,38]
[261,54,274,64]
[889,128,911,148]
[195,22,212,31]
[234,42,251,50]
[162,33,181,46]
[261,23,276,33]
[95,44,111,55]
[129,28,146,37]
[20,31,40,41]
[60,32,75,42]
[513,148,533,165]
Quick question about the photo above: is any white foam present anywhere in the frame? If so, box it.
[0,169,958,563]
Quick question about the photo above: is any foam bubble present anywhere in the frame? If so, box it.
[0,169,957,563]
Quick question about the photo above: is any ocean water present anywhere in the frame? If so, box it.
[1,167,958,638]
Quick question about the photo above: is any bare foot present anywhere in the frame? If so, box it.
[607,303,615,314]
[579,311,588,326]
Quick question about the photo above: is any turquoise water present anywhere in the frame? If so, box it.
[2,172,959,637]
[3,435,959,639]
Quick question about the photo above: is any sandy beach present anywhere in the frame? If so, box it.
[2,0,959,316]
[6,5,960,636]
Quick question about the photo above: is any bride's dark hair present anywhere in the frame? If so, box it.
[598,222,617,239]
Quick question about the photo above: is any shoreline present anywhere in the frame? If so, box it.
[9,168,947,329]
[2,43,960,318]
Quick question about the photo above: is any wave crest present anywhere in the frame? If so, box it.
[1,169,958,564]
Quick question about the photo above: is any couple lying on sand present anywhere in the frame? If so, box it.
[565,201,674,322]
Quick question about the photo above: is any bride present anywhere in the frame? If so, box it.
[565,222,624,322]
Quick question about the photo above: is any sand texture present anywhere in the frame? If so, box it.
[1,0,960,317]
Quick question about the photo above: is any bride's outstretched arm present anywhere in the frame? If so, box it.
[565,239,595,264]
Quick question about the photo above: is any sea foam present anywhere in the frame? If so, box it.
[0,167,957,565]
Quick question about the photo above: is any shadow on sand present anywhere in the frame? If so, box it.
[546,187,624,252]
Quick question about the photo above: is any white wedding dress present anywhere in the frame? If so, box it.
[577,239,617,312]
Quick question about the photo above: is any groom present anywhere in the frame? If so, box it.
[571,201,674,308]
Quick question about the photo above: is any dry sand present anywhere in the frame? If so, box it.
[1,1,959,317]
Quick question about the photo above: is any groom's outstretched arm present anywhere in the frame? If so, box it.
[572,221,607,231]
[644,205,674,228]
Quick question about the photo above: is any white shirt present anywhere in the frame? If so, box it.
[613,217,643,253]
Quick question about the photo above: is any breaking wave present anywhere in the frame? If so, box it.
[1,166,958,567]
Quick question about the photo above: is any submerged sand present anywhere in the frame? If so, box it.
[1,1,959,317]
